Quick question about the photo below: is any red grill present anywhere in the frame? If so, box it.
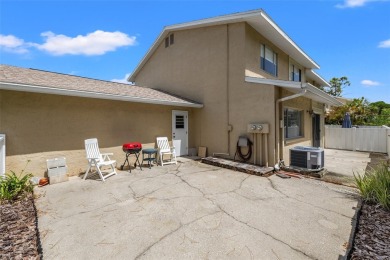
[122,142,142,152]
[120,142,142,172]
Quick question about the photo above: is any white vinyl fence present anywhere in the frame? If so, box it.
[0,134,5,177]
[325,125,390,154]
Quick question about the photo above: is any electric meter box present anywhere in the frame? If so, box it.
[247,123,269,134]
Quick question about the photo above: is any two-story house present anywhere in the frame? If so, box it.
[129,9,342,166]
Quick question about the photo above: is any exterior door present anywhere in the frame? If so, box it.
[312,114,321,147]
[172,110,188,156]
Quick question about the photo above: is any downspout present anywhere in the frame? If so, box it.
[275,85,307,163]
[213,24,231,157]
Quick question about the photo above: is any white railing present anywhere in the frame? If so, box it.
[0,134,5,177]
[325,125,389,154]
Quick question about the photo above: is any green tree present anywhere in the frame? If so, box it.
[326,98,390,126]
[320,76,350,97]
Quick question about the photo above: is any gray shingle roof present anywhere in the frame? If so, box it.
[0,64,202,108]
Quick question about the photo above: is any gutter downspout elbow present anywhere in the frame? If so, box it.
[275,87,307,163]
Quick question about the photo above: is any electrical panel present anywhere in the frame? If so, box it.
[247,123,269,134]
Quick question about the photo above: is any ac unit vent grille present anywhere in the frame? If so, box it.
[290,146,324,170]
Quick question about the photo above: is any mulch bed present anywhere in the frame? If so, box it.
[350,203,390,259]
[0,193,41,259]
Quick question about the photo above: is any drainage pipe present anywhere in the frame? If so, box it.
[275,87,307,163]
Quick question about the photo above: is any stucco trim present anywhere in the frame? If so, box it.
[128,9,320,82]
[0,82,204,108]
[245,76,343,106]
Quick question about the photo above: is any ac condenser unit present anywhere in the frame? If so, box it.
[290,146,324,170]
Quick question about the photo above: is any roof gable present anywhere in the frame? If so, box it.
[129,9,320,82]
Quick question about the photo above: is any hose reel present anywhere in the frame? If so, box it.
[234,136,253,162]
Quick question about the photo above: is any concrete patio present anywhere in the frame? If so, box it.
[35,158,359,259]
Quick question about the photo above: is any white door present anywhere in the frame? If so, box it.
[172,110,188,156]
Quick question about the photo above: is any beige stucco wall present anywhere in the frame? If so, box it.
[245,24,289,81]
[134,23,278,165]
[133,21,327,167]
[0,90,194,177]
[134,24,230,158]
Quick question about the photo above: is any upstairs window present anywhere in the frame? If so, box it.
[260,44,278,77]
[284,108,303,139]
[290,64,301,82]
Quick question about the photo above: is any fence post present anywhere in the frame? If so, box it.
[0,134,5,177]
[352,127,357,151]
[384,126,390,156]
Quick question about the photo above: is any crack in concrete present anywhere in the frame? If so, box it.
[209,199,316,259]
[134,211,221,259]
[173,169,315,259]
[267,177,352,219]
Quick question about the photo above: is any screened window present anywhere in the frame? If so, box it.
[260,44,278,77]
[290,64,301,82]
[284,108,303,139]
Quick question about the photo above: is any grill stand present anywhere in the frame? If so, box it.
[120,149,142,172]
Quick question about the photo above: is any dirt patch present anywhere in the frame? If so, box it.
[0,194,41,259]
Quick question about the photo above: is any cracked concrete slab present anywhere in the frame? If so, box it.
[35,158,359,259]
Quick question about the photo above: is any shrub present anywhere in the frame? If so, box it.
[354,163,390,210]
[0,163,34,202]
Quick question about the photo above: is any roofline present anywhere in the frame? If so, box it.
[245,76,343,106]
[128,9,319,82]
[0,81,203,108]
[307,69,331,88]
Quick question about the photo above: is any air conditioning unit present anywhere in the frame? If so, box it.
[290,146,324,170]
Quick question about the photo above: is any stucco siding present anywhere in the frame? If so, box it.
[245,23,289,81]
[1,90,193,176]
[134,24,232,156]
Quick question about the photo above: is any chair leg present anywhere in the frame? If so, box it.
[110,163,117,175]
[84,165,92,180]
[173,152,177,165]
[96,166,106,182]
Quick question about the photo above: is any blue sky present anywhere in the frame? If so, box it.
[1,0,389,103]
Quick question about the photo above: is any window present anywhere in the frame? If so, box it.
[260,44,278,77]
[284,108,303,139]
[290,64,301,82]
[165,33,174,48]
[169,34,174,45]
[165,37,169,48]
[175,115,184,129]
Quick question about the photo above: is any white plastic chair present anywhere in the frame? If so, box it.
[156,137,177,166]
[84,138,117,181]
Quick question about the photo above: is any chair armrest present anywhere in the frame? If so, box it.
[101,153,113,160]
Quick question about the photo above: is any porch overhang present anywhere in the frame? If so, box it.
[245,76,343,106]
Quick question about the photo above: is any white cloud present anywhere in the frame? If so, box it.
[36,30,137,56]
[0,34,30,54]
[111,73,132,84]
[361,79,380,86]
[378,39,390,48]
[336,0,388,8]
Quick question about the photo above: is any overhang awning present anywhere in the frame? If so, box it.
[245,76,343,106]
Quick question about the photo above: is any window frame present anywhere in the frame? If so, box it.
[283,107,304,140]
[260,44,278,77]
[290,64,301,82]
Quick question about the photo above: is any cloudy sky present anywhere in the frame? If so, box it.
[1,0,389,102]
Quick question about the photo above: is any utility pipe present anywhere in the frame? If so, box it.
[275,87,307,163]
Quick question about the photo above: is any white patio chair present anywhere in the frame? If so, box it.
[84,138,117,181]
[156,137,177,166]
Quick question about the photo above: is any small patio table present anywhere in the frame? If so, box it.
[142,148,158,169]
